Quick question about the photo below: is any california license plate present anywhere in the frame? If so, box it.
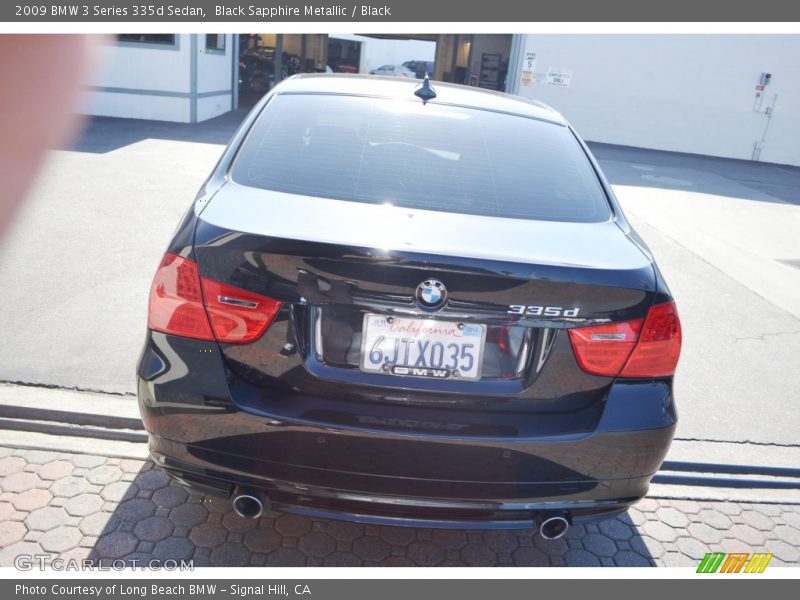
[360,315,486,381]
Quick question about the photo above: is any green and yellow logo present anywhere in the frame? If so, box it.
[697,552,773,573]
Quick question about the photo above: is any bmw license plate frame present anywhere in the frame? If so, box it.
[359,314,486,381]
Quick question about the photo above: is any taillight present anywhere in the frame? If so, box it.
[148,253,214,341]
[620,302,682,378]
[568,319,642,377]
[568,301,681,378]
[148,253,281,344]
[200,278,281,344]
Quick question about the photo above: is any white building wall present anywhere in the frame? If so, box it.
[197,35,234,93]
[83,35,192,122]
[83,34,235,124]
[89,36,191,93]
[196,34,236,122]
[512,35,800,166]
[197,94,233,122]
[86,93,191,123]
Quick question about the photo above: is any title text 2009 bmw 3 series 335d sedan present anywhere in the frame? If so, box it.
[137,74,681,536]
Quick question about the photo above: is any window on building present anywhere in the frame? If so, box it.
[206,34,226,52]
[117,34,176,46]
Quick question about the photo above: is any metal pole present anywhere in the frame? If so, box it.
[450,34,460,83]
[753,94,778,162]
[231,34,239,110]
[506,34,525,96]
[274,34,284,87]
[465,34,475,86]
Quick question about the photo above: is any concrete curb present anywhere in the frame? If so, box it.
[0,383,148,460]
[0,382,139,421]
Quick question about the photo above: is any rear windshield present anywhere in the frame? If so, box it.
[231,94,611,222]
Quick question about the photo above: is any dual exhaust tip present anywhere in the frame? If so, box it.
[538,514,570,539]
[233,490,571,539]
[232,492,264,519]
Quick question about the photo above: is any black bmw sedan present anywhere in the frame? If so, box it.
[137,74,681,536]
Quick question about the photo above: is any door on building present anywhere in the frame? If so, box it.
[456,35,512,92]
[327,38,362,73]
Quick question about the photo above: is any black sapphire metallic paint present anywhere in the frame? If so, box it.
[138,75,678,528]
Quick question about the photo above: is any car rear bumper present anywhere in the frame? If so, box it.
[138,332,676,529]
[146,435,661,529]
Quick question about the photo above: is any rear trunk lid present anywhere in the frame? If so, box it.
[193,184,656,418]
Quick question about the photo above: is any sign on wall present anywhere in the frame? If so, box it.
[520,51,537,86]
[546,67,572,87]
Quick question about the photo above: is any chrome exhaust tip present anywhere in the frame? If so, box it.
[232,492,263,519]
[539,515,570,539]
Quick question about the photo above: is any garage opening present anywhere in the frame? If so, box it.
[237,34,329,108]
[236,34,513,110]
[357,34,512,91]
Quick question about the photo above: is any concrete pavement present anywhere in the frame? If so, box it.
[0,113,245,395]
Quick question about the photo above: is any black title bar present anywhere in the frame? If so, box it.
[3,0,800,22]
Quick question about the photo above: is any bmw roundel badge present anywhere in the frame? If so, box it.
[416,279,447,309]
